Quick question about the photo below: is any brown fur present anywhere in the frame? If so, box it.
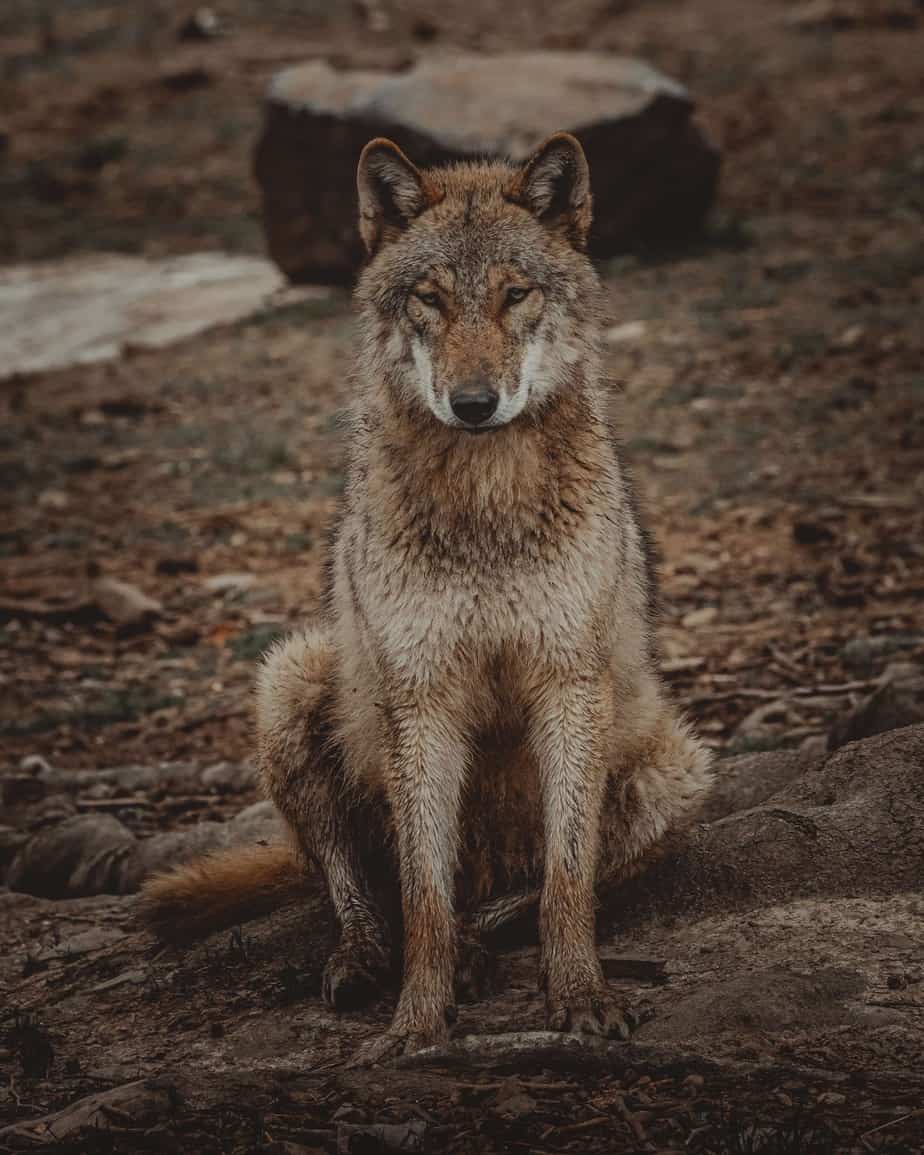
[141,133,714,1063]
[139,843,304,943]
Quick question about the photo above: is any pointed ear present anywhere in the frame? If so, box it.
[513,132,592,249]
[357,138,428,255]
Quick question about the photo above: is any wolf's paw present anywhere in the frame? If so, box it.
[322,940,390,1012]
[546,988,633,1040]
[349,1019,451,1067]
[455,934,498,1002]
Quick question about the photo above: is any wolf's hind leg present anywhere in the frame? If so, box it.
[454,889,541,1002]
[256,627,393,1011]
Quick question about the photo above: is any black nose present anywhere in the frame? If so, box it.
[450,389,499,426]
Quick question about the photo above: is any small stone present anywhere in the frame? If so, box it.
[19,754,53,776]
[203,572,258,595]
[93,578,162,628]
[605,320,648,344]
[833,324,866,350]
[178,7,223,40]
[682,1073,705,1091]
[817,1091,846,1106]
[681,606,718,629]
[37,488,70,511]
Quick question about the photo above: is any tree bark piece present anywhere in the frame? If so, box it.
[0,1080,178,1147]
[255,53,720,283]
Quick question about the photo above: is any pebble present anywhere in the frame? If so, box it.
[93,578,163,627]
[605,320,648,344]
[20,755,53,776]
[681,606,718,629]
[203,572,258,595]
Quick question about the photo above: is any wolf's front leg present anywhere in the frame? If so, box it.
[529,670,632,1040]
[353,694,468,1064]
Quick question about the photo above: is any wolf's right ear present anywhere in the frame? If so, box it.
[357,138,428,255]
[512,132,592,250]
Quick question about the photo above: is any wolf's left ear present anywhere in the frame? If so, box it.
[513,133,592,249]
[357,138,429,255]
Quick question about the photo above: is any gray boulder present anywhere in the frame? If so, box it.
[828,665,924,750]
[7,805,283,899]
[255,53,720,283]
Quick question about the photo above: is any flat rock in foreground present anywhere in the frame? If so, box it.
[0,253,326,379]
[255,53,720,283]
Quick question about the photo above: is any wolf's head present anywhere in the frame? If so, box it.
[354,133,601,433]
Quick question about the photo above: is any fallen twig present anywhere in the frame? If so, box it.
[614,1091,647,1144]
[543,1114,609,1138]
[689,678,877,707]
[860,1107,924,1141]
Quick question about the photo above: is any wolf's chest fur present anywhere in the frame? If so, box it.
[343,394,625,681]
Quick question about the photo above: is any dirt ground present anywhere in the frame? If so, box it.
[2,0,923,1151]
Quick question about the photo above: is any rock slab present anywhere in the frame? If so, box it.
[255,53,720,283]
[0,252,299,379]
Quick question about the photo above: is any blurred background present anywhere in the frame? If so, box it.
[1,0,922,787]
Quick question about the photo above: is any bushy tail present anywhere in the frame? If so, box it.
[139,843,306,943]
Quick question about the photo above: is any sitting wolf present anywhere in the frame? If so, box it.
[143,132,712,1064]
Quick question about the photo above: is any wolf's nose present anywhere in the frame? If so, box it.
[450,389,499,427]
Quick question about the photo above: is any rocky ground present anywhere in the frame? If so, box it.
[2,0,924,1151]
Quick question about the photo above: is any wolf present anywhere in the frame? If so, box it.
[142,132,713,1064]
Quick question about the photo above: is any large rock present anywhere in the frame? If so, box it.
[613,723,924,928]
[699,745,826,823]
[255,53,720,284]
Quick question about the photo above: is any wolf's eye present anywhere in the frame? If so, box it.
[505,286,532,306]
[413,290,440,308]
